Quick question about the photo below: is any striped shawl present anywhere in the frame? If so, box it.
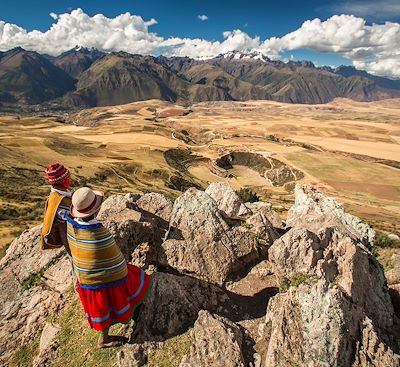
[66,216,128,288]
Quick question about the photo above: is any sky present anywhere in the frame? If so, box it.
[1,0,400,77]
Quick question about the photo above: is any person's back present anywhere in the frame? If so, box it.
[40,163,72,255]
[66,215,128,286]
[66,187,151,348]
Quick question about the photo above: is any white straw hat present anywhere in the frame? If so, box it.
[71,187,104,218]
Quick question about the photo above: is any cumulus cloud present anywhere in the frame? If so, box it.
[258,14,400,78]
[0,9,162,56]
[197,15,208,21]
[163,30,260,58]
[0,9,399,77]
[0,9,259,59]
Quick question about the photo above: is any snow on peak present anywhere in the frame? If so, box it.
[220,50,270,62]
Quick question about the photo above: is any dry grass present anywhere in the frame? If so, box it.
[1,97,399,241]
[52,297,128,367]
[147,330,192,367]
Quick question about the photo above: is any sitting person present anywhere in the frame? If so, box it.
[40,163,72,255]
[67,187,151,348]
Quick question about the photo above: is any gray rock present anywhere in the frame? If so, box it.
[38,323,60,353]
[160,188,259,285]
[205,182,251,219]
[180,310,246,367]
[353,317,400,367]
[0,227,69,365]
[245,201,284,229]
[268,227,322,277]
[98,194,166,261]
[286,184,375,247]
[245,213,280,250]
[130,272,229,342]
[262,280,358,367]
[136,193,173,223]
[260,227,399,367]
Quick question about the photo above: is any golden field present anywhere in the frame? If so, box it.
[1,98,400,252]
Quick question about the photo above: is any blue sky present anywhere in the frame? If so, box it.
[3,1,400,38]
[1,0,400,74]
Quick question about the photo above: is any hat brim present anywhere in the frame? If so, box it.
[70,190,104,218]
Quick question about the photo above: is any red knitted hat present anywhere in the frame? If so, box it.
[45,163,70,185]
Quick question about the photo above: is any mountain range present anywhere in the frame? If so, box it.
[0,46,399,109]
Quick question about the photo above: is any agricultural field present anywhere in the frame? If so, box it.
[1,98,400,256]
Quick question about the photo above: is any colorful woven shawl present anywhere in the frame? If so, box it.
[66,216,128,288]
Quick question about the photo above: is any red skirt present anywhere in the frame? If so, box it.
[76,264,151,333]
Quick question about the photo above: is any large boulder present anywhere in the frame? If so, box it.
[160,188,260,285]
[286,184,375,246]
[180,310,246,367]
[262,279,399,367]
[128,272,229,343]
[98,194,166,263]
[205,182,251,219]
[268,227,322,277]
[245,201,284,229]
[136,192,174,223]
[0,226,71,365]
[260,225,399,367]
[319,229,394,331]
[262,280,358,367]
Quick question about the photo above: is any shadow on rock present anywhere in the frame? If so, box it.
[129,271,278,344]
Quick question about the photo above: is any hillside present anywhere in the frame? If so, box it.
[0,48,75,105]
[52,46,105,79]
[1,48,400,109]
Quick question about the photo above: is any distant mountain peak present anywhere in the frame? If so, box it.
[217,50,271,62]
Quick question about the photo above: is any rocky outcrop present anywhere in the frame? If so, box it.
[286,184,375,246]
[353,317,400,367]
[0,226,71,365]
[262,281,357,367]
[180,310,246,367]
[245,201,284,229]
[136,193,174,223]
[32,323,61,367]
[205,182,251,219]
[1,184,398,367]
[129,272,229,343]
[98,193,168,263]
[160,188,260,285]
[268,227,322,277]
[259,224,399,367]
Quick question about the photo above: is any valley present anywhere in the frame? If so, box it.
[1,97,400,254]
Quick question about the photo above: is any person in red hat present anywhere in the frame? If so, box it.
[67,187,151,348]
[40,163,73,254]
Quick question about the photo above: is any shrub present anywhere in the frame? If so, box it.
[279,272,317,292]
[236,188,260,203]
[374,232,400,249]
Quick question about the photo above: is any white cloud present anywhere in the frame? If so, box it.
[0,9,399,77]
[0,9,162,56]
[197,15,208,21]
[163,30,260,58]
[257,14,400,78]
